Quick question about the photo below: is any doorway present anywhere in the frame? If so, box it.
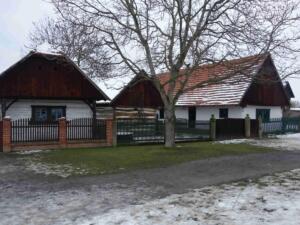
[188,107,196,128]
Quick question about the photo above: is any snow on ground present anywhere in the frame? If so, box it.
[2,169,297,225]
[15,149,50,155]
[12,151,89,178]
[76,169,300,225]
[217,139,250,144]
[277,132,300,139]
[2,138,300,224]
[218,133,300,151]
[17,156,89,178]
[2,169,299,225]
[23,159,78,178]
[1,182,159,225]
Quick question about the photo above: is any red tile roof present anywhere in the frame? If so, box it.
[157,54,268,106]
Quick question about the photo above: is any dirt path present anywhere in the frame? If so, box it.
[1,150,300,225]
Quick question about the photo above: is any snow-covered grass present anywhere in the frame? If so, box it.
[23,159,84,178]
[75,169,300,225]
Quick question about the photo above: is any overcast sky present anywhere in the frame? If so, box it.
[0,0,299,101]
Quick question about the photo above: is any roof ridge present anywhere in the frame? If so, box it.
[156,53,269,76]
[30,50,64,57]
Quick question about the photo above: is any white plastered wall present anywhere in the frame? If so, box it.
[174,105,283,120]
[5,99,93,120]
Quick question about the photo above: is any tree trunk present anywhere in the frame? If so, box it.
[164,106,176,148]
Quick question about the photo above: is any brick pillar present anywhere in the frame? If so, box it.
[106,119,115,146]
[3,117,12,153]
[59,117,67,148]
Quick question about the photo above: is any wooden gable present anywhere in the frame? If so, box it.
[0,52,109,100]
[241,56,290,107]
[111,76,163,108]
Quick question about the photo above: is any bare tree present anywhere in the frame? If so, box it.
[28,17,113,79]
[48,0,300,147]
[291,100,300,108]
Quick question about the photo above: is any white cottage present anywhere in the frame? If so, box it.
[112,53,293,122]
[159,53,293,122]
[0,51,109,122]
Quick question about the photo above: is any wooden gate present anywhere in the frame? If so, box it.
[216,119,259,139]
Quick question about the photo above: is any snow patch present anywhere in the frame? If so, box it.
[217,139,249,144]
[218,133,300,151]
[17,155,88,178]
[277,133,300,139]
[23,160,78,178]
[15,149,49,155]
[75,169,300,225]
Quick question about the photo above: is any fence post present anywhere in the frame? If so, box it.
[282,117,286,134]
[258,116,263,139]
[59,117,67,148]
[112,119,117,147]
[3,117,12,153]
[112,109,117,147]
[106,119,115,146]
[245,114,251,138]
[210,114,216,141]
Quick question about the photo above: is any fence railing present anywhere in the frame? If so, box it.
[117,119,164,144]
[263,117,300,135]
[67,118,106,141]
[11,118,59,143]
[175,120,210,141]
[117,119,210,145]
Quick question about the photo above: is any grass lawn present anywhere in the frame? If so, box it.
[18,142,272,177]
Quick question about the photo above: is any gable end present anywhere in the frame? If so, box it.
[241,55,290,107]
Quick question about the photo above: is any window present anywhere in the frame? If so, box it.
[256,109,270,122]
[219,108,229,119]
[32,106,66,123]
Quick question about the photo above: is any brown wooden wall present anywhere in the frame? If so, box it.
[0,53,106,100]
[241,57,289,106]
[112,80,163,108]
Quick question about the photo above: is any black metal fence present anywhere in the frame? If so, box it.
[175,120,210,141]
[67,118,106,141]
[11,118,59,143]
[263,117,300,135]
[117,119,210,145]
[117,119,164,144]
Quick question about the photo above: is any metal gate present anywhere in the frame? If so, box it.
[117,119,210,145]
